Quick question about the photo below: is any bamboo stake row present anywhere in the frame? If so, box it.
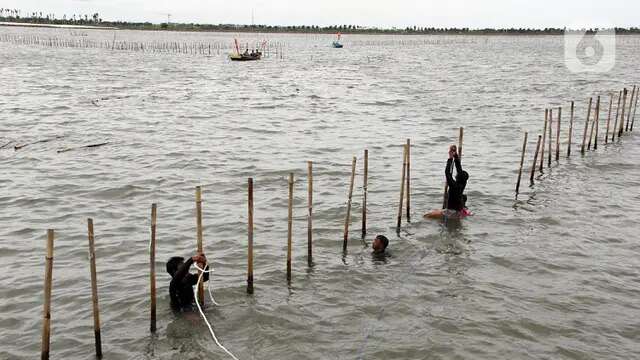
[0,33,285,58]
[38,104,633,358]
[519,85,638,193]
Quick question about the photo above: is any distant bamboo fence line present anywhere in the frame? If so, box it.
[0,33,287,57]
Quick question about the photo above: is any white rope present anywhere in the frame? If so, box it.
[193,263,239,360]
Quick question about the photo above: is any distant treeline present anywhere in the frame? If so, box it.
[2,10,640,35]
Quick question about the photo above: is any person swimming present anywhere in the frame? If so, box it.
[166,253,209,312]
[425,145,470,220]
[372,235,389,254]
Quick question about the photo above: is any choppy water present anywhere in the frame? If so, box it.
[1,27,640,360]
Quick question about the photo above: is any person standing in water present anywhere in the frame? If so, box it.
[166,253,209,312]
[426,145,470,219]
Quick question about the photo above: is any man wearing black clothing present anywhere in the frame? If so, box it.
[425,145,469,220]
[166,253,209,311]
[445,145,468,212]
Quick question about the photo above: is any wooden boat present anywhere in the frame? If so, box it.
[230,38,262,61]
[229,52,262,61]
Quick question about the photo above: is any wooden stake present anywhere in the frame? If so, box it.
[631,87,639,132]
[530,135,542,185]
[594,96,601,150]
[581,97,593,154]
[41,229,54,360]
[555,108,561,161]
[362,150,368,237]
[459,127,464,159]
[618,88,628,138]
[588,97,597,150]
[605,94,614,144]
[397,145,408,232]
[516,132,528,194]
[342,157,358,251]
[626,85,636,132]
[150,204,157,333]
[287,173,293,282]
[405,139,411,222]
[612,90,622,142]
[195,186,204,305]
[87,219,103,358]
[548,109,553,167]
[307,162,313,266]
[540,109,548,172]
[568,102,574,157]
[247,178,254,294]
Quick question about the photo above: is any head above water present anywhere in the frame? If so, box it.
[456,170,469,185]
[372,235,389,253]
[166,256,184,278]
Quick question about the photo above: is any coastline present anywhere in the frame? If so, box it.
[2,20,639,36]
[0,21,117,30]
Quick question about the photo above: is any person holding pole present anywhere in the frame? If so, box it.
[425,145,470,220]
[166,253,209,312]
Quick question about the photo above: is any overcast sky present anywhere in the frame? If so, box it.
[1,0,637,28]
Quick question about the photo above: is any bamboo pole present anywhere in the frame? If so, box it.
[568,102,574,157]
[287,173,293,282]
[397,145,408,232]
[618,88,628,138]
[195,186,204,305]
[150,204,157,333]
[87,219,103,358]
[530,135,542,184]
[581,98,593,154]
[555,107,561,161]
[362,150,368,237]
[626,85,636,132]
[612,90,622,142]
[594,96,601,150]
[41,229,54,360]
[548,109,553,167]
[605,94,614,144]
[307,162,313,266]
[631,87,639,132]
[516,132,528,194]
[405,139,411,222]
[588,97,597,150]
[247,178,254,294]
[343,157,357,251]
[459,127,464,159]
[540,109,548,172]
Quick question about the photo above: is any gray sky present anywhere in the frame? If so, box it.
[1,0,637,28]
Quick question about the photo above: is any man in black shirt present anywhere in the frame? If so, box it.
[445,145,468,213]
[425,145,469,220]
[166,253,209,312]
